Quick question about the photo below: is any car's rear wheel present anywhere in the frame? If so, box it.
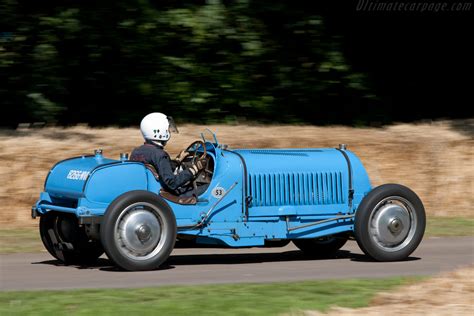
[39,211,104,264]
[293,234,348,256]
[100,190,176,271]
[354,184,426,261]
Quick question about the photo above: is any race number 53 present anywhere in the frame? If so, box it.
[212,187,226,199]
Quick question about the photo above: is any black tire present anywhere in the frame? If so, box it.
[264,240,291,248]
[354,184,426,261]
[100,190,177,271]
[293,234,348,256]
[39,212,104,264]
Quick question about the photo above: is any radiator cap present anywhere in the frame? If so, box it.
[338,144,347,150]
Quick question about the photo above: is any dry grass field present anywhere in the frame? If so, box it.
[306,265,474,316]
[0,120,472,228]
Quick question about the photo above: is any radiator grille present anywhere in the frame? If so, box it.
[248,172,344,206]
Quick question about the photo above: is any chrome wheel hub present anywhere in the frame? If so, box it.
[115,203,166,260]
[369,196,417,252]
[388,217,403,234]
[136,224,152,243]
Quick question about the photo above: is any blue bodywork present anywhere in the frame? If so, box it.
[35,135,372,247]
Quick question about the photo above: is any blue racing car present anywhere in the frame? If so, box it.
[32,130,425,271]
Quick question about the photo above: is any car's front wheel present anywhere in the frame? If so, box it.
[100,190,177,271]
[354,184,426,261]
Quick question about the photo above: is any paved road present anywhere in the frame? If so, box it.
[1,237,473,291]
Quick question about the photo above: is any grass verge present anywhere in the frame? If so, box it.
[425,217,474,237]
[0,228,41,254]
[1,217,472,254]
[0,277,420,315]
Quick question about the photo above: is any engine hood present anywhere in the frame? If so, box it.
[233,148,346,174]
[44,155,116,199]
[231,148,371,209]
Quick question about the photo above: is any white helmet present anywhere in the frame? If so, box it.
[140,112,178,142]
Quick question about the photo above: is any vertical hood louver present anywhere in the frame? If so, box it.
[234,148,349,209]
[248,172,344,207]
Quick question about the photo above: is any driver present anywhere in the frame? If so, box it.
[130,112,205,195]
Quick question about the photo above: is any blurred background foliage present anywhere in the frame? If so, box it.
[0,0,472,127]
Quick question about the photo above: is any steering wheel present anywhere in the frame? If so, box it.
[182,141,213,191]
[184,140,207,164]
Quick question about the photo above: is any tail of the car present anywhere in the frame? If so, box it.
[33,151,160,220]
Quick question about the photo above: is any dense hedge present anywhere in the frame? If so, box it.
[1,1,471,127]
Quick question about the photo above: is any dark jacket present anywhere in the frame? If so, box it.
[130,141,193,194]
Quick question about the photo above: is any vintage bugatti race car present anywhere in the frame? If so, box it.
[32,130,426,271]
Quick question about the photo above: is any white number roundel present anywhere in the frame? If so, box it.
[211,187,226,199]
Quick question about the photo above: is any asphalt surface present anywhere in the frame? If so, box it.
[1,237,473,291]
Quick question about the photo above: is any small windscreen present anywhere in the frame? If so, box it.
[167,116,179,133]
